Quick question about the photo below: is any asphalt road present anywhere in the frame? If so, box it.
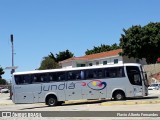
[0,90,160,120]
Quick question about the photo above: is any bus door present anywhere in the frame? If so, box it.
[133,74,143,96]
[126,66,143,97]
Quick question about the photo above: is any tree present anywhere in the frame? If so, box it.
[0,66,4,79]
[0,66,6,85]
[39,50,74,70]
[120,22,160,64]
[110,43,121,50]
[85,44,121,55]
[0,79,8,85]
[54,49,74,62]
[39,57,60,70]
[48,52,56,61]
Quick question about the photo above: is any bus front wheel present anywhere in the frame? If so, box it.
[46,96,58,106]
[113,91,125,101]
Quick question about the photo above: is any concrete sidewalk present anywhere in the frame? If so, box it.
[0,93,13,105]
[1,93,160,106]
[64,97,160,106]
[100,99,160,106]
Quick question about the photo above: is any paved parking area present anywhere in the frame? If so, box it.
[0,90,160,120]
[0,90,160,107]
[0,90,159,105]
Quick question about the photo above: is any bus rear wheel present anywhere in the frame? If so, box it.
[113,91,125,101]
[46,96,57,106]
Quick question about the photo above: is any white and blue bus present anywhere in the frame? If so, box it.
[12,63,148,106]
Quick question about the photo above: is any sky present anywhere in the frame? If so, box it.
[0,0,160,81]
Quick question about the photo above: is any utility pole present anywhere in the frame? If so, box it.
[5,34,18,72]
[5,34,18,99]
[11,34,15,74]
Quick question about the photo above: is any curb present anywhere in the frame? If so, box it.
[1,99,160,106]
[65,99,100,104]
[100,100,160,106]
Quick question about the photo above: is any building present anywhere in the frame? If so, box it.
[59,49,147,68]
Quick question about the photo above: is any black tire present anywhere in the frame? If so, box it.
[46,96,58,106]
[113,91,125,101]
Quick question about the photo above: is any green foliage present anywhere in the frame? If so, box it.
[0,66,6,85]
[48,52,56,61]
[120,22,160,64]
[39,50,74,70]
[39,57,60,70]
[0,79,8,85]
[49,49,74,62]
[0,66,5,79]
[85,43,121,55]
[55,50,74,62]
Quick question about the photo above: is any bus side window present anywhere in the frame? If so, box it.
[94,69,104,78]
[23,75,31,84]
[40,74,48,82]
[15,75,21,85]
[15,75,31,85]
[48,73,58,82]
[67,72,75,80]
[49,75,53,82]
[118,67,125,77]
[104,67,125,78]
[31,74,36,83]
[104,68,110,78]
[109,68,117,78]
[31,74,41,83]
[75,71,81,80]
[86,70,94,79]
[80,71,85,80]
[98,69,103,78]
[57,72,66,81]
[67,71,82,81]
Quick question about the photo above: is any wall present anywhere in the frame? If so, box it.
[144,64,160,76]
[143,64,160,83]
[61,62,73,68]
[123,56,147,65]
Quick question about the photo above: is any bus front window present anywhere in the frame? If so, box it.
[126,66,142,86]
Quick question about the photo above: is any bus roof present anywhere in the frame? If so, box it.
[13,63,141,75]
